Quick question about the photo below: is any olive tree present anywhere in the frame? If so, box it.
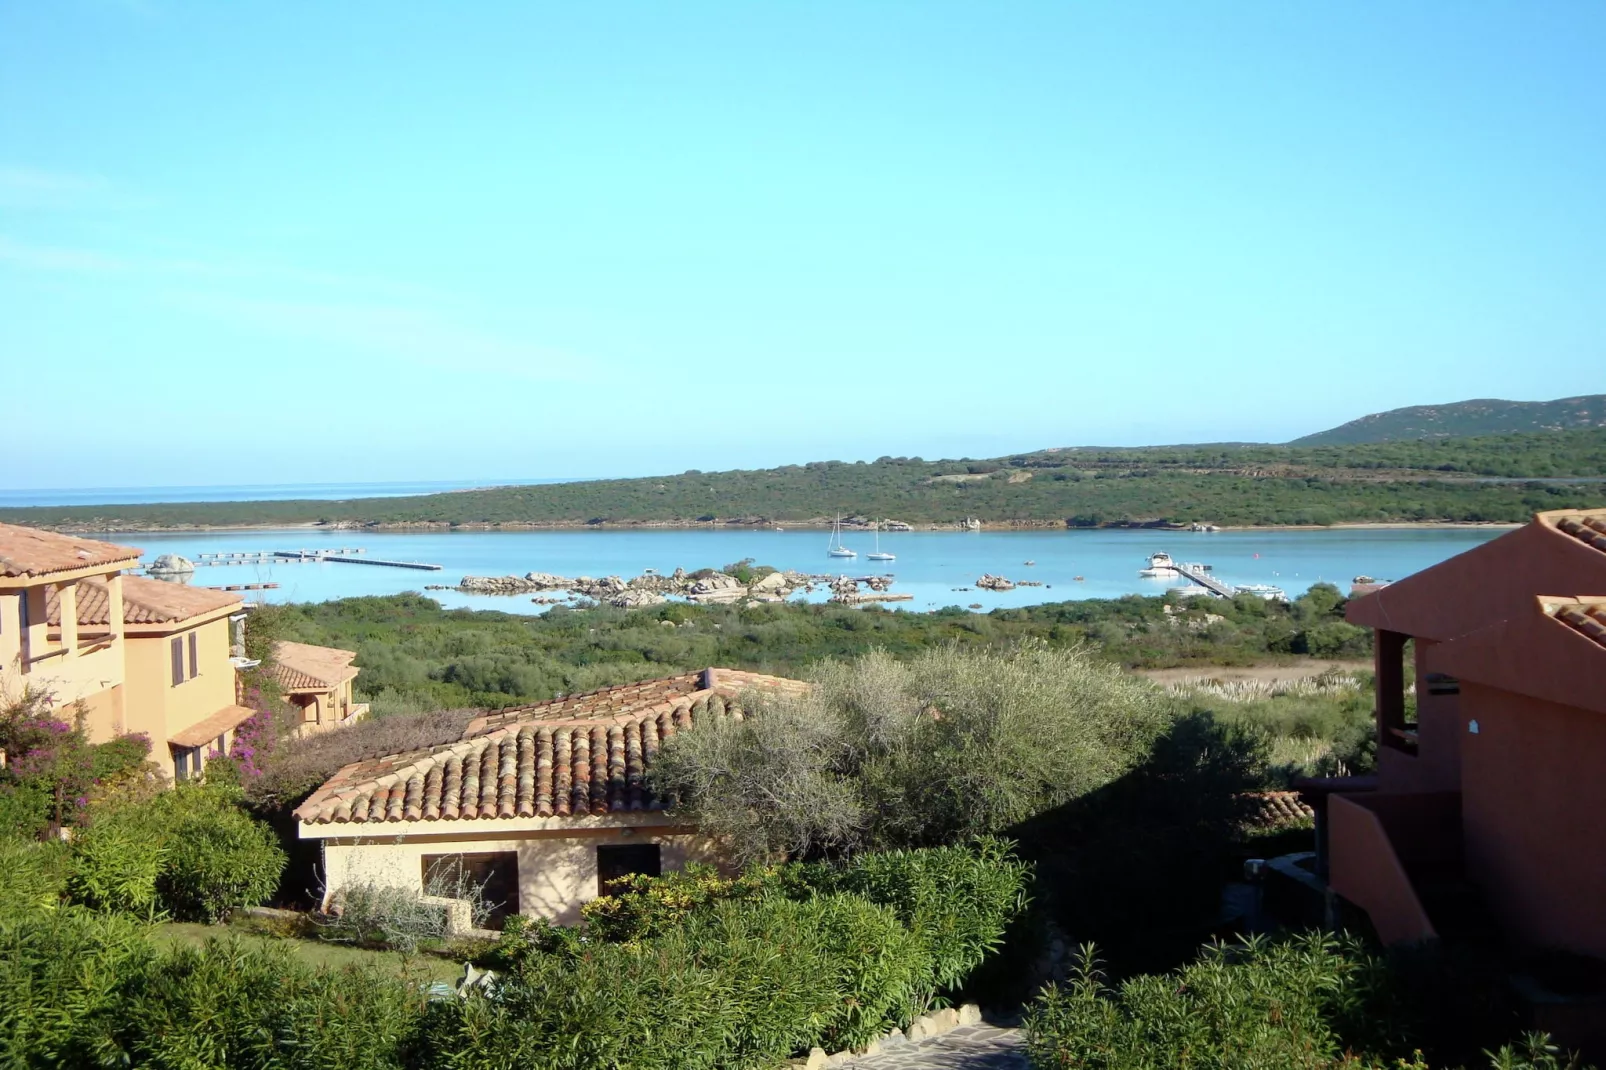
[651,641,1170,862]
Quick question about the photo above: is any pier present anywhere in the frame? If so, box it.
[1173,561,1239,598]
[271,550,441,571]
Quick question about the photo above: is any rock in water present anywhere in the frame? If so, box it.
[148,553,195,574]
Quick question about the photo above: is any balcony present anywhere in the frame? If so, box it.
[1328,790,1462,946]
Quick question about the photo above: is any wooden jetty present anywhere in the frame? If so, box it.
[199,548,363,559]
[272,550,441,571]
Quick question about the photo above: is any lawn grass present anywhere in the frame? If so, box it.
[152,921,465,984]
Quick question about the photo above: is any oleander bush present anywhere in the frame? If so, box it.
[437,892,928,1069]
[0,906,429,1070]
[72,783,285,922]
[448,839,1031,1068]
[66,820,167,916]
[1023,933,1598,1070]
[0,836,70,914]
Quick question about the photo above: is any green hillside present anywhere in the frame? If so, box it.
[4,429,1604,532]
[1292,394,1606,446]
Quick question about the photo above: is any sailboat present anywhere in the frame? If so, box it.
[827,515,857,558]
[867,519,895,562]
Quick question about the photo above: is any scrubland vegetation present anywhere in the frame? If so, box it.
[3,428,1603,530]
[252,583,1372,715]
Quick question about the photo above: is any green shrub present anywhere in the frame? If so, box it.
[1025,932,1397,1069]
[439,892,926,1069]
[0,907,156,1067]
[157,801,285,923]
[0,837,70,914]
[74,784,285,922]
[120,937,427,1070]
[825,837,1031,993]
[458,841,1031,1068]
[68,821,166,916]
[0,909,428,1070]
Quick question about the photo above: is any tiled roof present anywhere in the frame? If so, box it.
[45,575,241,627]
[1551,601,1606,650]
[463,667,807,736]
[271,641,360,692]
[0,523,141,580]
[170,705,259,749]
[1553,512,1606,554]
[1240,790,1316,828]
[294,668,808,826]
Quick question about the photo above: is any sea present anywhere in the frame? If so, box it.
[108,525,1503,616]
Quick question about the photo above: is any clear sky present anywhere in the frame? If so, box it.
[3,2,1603,490]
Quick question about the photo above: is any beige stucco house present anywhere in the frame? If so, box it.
[271,640,368,736]
[1,522,263,781]
[1,525,142,729]
[294,668,806,926]
[48,575,254,781]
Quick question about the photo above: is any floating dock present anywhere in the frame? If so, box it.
[272,550,441,571]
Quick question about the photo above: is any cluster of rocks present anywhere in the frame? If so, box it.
[976,574,1016,591]
[452,567,820,608]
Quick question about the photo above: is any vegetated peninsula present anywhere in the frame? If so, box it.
[1292,393,1606,446]
[6,427,1605,533]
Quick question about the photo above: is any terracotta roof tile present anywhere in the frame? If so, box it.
[462,667,807,737]
[44,575,241,627]
[1553,512,1606,555]
[294,668,807,826]
[0,523,141,580]
[271,641,359,692]
[1240,790,1316,828]
[1551,602,1606,650]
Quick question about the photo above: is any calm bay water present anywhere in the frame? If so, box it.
[118,526,1505,615]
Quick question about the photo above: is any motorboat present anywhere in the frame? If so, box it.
[1138,551,1179,578]
[1235,583,1288,602]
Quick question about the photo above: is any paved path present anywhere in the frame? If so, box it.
[836,1025,1029,1070]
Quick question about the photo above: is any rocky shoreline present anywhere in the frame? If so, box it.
[427,566,904,608]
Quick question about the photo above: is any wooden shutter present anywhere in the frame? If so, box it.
[188,631,199,679]
[171,637,184,686]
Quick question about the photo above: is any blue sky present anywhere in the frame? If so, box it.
[3,2,1603,490]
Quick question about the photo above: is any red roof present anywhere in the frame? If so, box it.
[1427,596,1606,716]
[294,668,807,826]
[1347,509,1606,642]
[0,523,141,580]
[45,575,241,627]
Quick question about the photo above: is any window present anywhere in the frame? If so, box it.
[596,843,661,895]
[171,632,200,686]
[421,852,519,931]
